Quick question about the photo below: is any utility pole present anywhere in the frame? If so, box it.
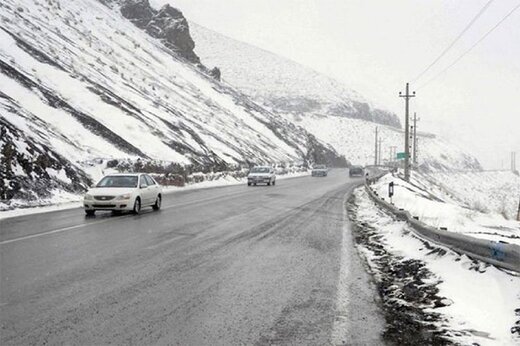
[374,127,378,166]
[412,112,419,167]
[390,146,397,165]
[378,138,382,165]
[399,83,415,182]
[517,197,520,221]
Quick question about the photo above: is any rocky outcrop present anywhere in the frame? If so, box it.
[119,0,154,29]
[329,101,401,128]
[145,4,199,63]
[0,117,91,205]
[120,0,200,63]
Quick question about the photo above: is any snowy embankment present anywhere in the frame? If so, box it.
[371,173,520,245]
[0,169,310,220]
[425,171,520,221]
[349,188,520,345]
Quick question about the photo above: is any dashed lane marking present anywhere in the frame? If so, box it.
[0,190,249,246]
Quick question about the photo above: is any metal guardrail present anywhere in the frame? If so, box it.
[364,182,520,273]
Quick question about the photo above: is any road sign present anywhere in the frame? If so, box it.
[396,152,407,160]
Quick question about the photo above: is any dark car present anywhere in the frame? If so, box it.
[349,166,364,177]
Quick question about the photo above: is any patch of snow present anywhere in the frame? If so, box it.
[371,173,520,245]
[46,167,72,184]
[353,188,520,345]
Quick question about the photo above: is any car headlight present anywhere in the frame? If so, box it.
[117,193,132,200]
[84,194,93,200]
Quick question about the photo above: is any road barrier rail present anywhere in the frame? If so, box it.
[364,182,520,273]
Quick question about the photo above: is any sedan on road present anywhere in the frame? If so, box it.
[84,173,162,216]
[349,166,364,177]
[247,166,276,186]
[311,164,328,177]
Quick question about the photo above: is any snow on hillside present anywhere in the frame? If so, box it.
[190,23,401,128]
[424,171,520,220]
[351,188,520,345]
[285,113,481,171]
[372,173,520,245]
[0,0,343,208]
[190,23,483,171]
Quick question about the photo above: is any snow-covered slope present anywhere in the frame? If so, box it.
[0,0,344,208]
[190,23,401,128]
[424,171,520,220]
[286,113,481,170]
[372,172,520,245]
[190,23,482,171]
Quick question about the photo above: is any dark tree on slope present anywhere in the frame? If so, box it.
[209,67,221,81]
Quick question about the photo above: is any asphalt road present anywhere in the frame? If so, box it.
[0,169,384,345]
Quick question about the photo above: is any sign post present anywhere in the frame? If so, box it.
[388,182,394,204]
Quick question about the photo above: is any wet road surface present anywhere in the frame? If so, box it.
[0,169,384,345]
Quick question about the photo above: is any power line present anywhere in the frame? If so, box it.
[411,0,495,83]
[417,2,520,90]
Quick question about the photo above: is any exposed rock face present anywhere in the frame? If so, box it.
[120,0,200,63]
[119,0,154,29]
[305,135,350,167]
[329,101,401,128]
[0,117,91,203]
[146,5,199,63]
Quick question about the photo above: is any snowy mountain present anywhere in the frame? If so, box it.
[190,23,401,128]
[190,23,482,171]
[0,0,345,208]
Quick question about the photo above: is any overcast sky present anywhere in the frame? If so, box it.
[152,0,519,169]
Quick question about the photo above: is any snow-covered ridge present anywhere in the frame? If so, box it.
[0,0,344,208]
[190,22,401,128]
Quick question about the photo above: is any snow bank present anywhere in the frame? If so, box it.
[352,188,520,345]
[371,173,520,245]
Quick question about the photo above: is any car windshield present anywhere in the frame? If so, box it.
[314,165,326,169]
[96,175,138,188]
[251,167,270,173]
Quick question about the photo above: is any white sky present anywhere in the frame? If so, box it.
[152,0,520,169]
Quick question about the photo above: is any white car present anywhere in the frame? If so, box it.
[84,173,162,216]
[247,166,276,186]
[311,164,328,177]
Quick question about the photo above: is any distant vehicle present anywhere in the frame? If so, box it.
[349,166,364,177]
[247,166,276,186]
[311,164,328,177]
[84,173,162,216]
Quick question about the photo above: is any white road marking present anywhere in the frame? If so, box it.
[0,190,250,246]
[0,218,117,245]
